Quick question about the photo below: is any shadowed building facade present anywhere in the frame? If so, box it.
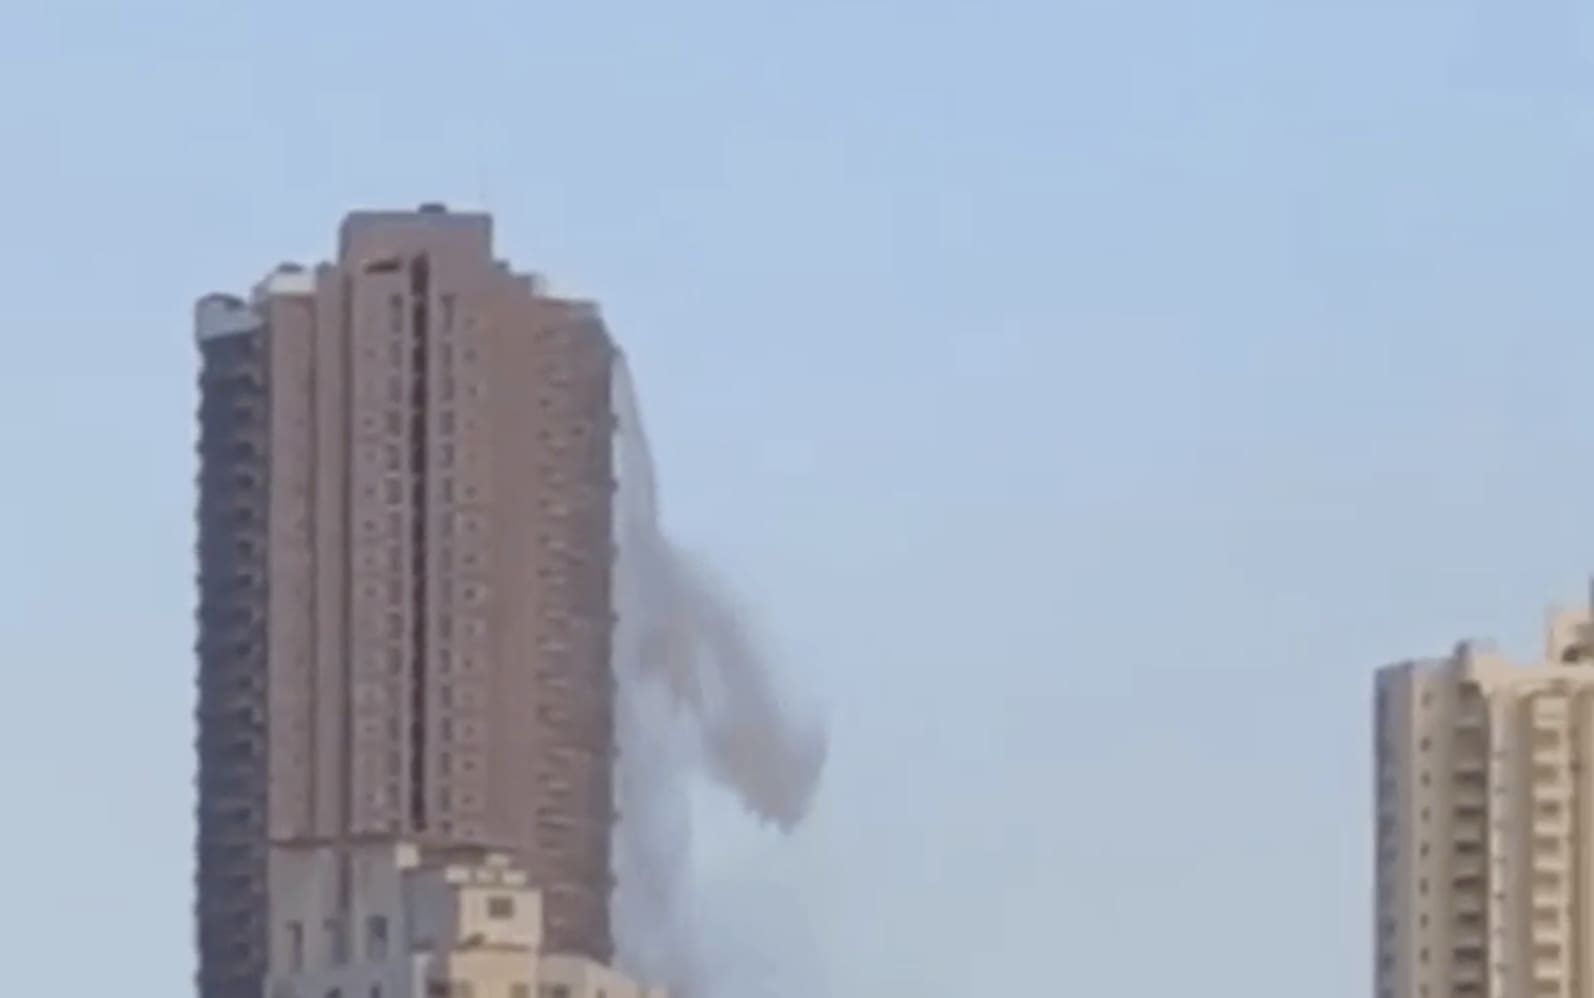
[194,207,616,998]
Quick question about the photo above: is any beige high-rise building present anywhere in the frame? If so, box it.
[195,207,616,998]
[1374,597,1594,998]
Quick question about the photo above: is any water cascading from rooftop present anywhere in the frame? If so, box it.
[608,355,827,997]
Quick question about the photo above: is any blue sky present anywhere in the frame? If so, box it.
[0,1,1591,995]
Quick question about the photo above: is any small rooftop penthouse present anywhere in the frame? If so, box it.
[266,839,665,998]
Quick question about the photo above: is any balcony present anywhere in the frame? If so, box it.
[1530,873,1566,897]
[1533,780,1572,802]
[1534,804,1568,831]
[1454,874,1486,894]
[1532,763,1565,784]
[1453,930,1486,954]
[1533,743,1566,765]
[1533,961,1564,984]
[1453,855,1486,880]
[1452,959,1487,988]
[1453,727,1488,759]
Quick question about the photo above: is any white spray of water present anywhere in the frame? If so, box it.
[610,355,827,996]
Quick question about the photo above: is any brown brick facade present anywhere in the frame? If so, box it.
[195,208,616,998]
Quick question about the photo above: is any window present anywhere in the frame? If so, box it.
[487,895,516,919]
[366,914,389,959]
[287,920,304,971]
[326,916,349,964]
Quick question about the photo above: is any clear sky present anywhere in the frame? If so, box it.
[0,1,1591,995]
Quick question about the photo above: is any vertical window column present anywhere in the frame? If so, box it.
[408,256,431,830]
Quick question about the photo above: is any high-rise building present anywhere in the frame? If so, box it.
[1373,597,1594,998]
[195,207,616,998]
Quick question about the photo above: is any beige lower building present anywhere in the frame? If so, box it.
[265,840,665,998]
[1375,596,1594,998]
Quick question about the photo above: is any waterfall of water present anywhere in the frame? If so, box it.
[609,355,827,996]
